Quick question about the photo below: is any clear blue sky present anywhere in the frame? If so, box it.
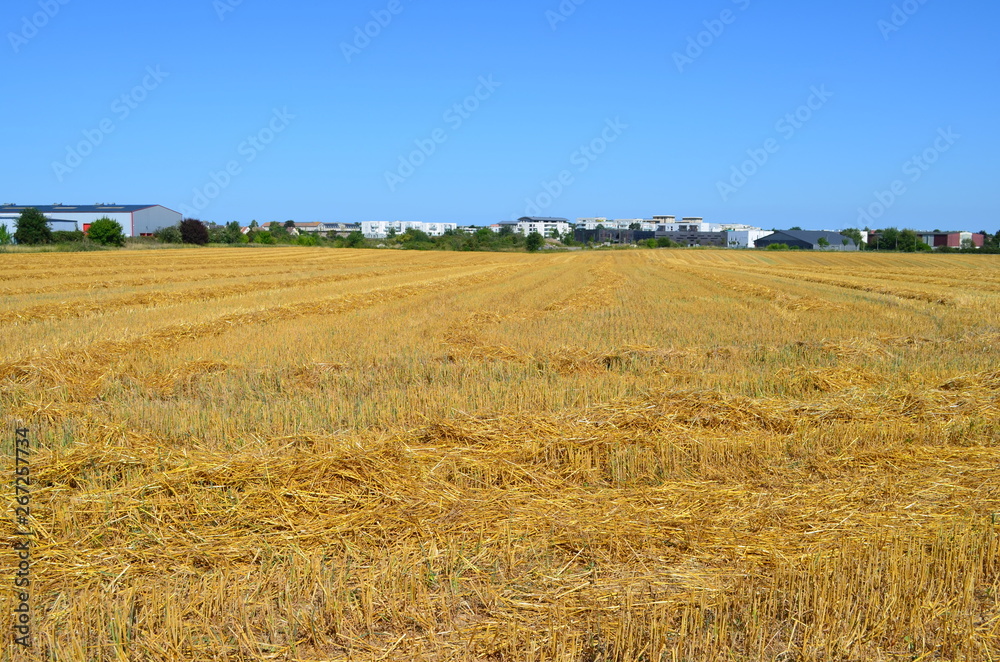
[3,0,998,231]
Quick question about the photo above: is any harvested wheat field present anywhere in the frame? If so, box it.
[2,247,999,661]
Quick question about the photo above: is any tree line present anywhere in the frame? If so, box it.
[4,208,999,254]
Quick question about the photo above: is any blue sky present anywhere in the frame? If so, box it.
[3,0,998,231]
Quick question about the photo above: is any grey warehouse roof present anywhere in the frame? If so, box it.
[0,204,165,213]
[767,230,857,246]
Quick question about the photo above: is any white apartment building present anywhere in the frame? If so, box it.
[654,217,718,233]
[577,217,655,231]
[361,221,457,239]
[516,217,571,237]
[577,217,608,230]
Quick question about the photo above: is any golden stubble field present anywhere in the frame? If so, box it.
[1,246,998,661]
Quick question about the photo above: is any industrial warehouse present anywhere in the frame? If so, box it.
[0,204,181,237]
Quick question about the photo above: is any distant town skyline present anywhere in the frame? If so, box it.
[3,1,997,231]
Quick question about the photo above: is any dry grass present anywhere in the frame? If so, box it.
[2,247,999,661]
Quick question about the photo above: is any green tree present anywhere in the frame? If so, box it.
[817,236,830,248]
[840,228,864,247]
[789,226,803,231]
[87,217,126,246]
[268,221,290,240]
[873,227,900,250]
[629,222,641,230]
[223,221,244,244]
[0,224,12,246]
[14,207,53,245]
[525,232,544,252]
[400,228,432,246]
[180,218,210,245]
[897,229,925,252]
[344,231,366,248]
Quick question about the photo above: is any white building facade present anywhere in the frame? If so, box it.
[361,221,457,239]
[577,217,655,231]
[516,217,571,237]
[726,229,774,248]
[653,218,720,233]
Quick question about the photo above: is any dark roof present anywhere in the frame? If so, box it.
[765,230,857,246]
[518,217,570,223]
[0,204,161,213]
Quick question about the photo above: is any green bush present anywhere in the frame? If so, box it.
[154,225,182,243]
[766,243,790,251]
[0,224,11,245]
[87,217,126,246]
[53,230,85,243]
